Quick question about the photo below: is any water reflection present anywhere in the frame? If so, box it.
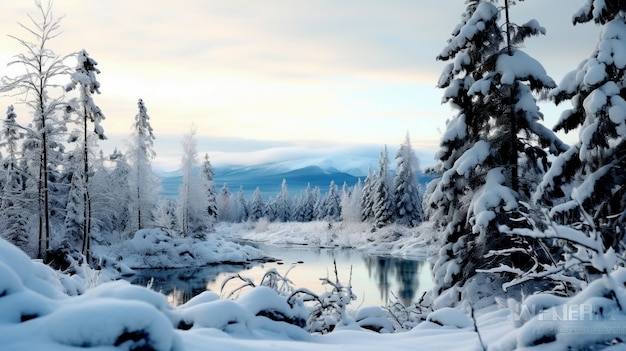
[124,243,432,307]
[363,257,425,306]
[124,264,254,306]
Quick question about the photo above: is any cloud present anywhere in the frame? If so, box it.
[0,0,601,174]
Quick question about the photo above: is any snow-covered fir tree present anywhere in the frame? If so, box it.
[0,106,29,252]
[157,197,179,232]
[217,183,234,222]
[274,179,291,222]
[249,187,265,221]
[341,179,363,222]
[62,157,85,251]
[393,133,423,227]
[427,0,567,305]
[64,49,105,259]
[105,149,133,236]
[199,154,218,223]
[372,146,394,229]
[129,98,159,231]
[234,186,248,223]
[360,168,375,222]
[535,0,626,250]
[323,180,341,222]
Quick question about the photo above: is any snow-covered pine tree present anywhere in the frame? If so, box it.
[427,0,567,305]
[360,168,375,222]
[106,149,133,236]
[64,49,105,259]
[62,156,85,251]
[0,1,71,259]
[249,187,265,222]
[217,183,233,222]
[312,186,323,220]
[234,186,248,223]
[129,98,159,231]
[265,196,277,222]
[199,154,218,223]
[372,146,394,229]
[535,0,626,250]
[323,180,342,222]
[340,179,363,222]
[393,132,423,227]
[0,106,29,252]
[275,179,291,222]
[157,197,178,232]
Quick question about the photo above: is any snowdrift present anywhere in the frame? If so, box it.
[93,228,266,268]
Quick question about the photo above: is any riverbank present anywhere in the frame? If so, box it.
[217,220,440,261]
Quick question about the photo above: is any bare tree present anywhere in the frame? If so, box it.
[1,0,70,259]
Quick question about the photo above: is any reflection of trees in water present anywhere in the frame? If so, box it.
[123,264,250,306]
[363,256,424,306]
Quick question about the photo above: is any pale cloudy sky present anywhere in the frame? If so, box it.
[0,1,600,172]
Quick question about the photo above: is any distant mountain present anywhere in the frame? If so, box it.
[159,162,435,199]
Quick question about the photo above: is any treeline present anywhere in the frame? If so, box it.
[182,133,424,228]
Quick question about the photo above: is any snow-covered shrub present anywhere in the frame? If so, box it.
[255,217,270,233]
[220,268,307,328]
[93,227,264,268]
[222,261,360,334]
[287,261,357,334]
[385,291,431,330]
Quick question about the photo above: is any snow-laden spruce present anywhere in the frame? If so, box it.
[535,1,626,255]
[427,0,567,307]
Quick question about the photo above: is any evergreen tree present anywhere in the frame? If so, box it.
[311,186,323,220]
[200,154,218,223]
[234,186,248,222]
[372,146,394,229]
[65,49,105,260]
[341,179,363,222]
[427,0,566,304]
[393,133,423,227]
[275,179,291,222]
[323,180,341,221]
[217,183,233,222]
[535,0,626,249]
[360,168,375,222]
[106,149,133,236]
[249,187,265,221]
[0,106,29,252]
[63,159,85,249]
[129,99,159,231]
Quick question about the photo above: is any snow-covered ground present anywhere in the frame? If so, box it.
[3,223,626,350]
[0,234,506,351]
[92,227,266,269]
[215,220,441,260]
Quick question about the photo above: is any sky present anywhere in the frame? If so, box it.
[0,1,602,172]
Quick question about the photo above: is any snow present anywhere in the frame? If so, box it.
[468,168,518,233]
[217,220,438,259]
[438,2,498,60]
[3,224,626,351]
[92,227,266,268]
[496,50,556,87]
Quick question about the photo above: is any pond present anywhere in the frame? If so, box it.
[124,242,433,308]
